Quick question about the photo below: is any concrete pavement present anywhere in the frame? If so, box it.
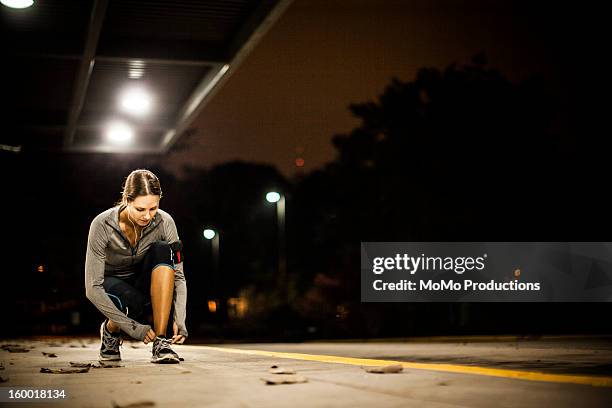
[1,337,611,407]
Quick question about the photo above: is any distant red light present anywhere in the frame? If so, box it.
[295,157,305,167]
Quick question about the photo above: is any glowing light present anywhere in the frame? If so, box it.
[36,264,44,273]
[295,157,305,167]
[119,87,153,116]
[106,121,133,143]
[207,300,217,313]
[227,297,248,318]
[266,192,281,203]
[128,60,145,79]
[1,0,34,9]
[203,229,216,240]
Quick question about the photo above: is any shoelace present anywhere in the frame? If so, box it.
[153,337,174,355]
[102,330,121,351]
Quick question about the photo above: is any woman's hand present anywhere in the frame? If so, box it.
[171,322,185,344]
[143,329,156,345]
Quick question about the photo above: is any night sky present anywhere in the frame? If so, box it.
[163,0,570,178]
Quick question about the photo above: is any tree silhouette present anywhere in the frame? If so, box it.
[290,55,607,337]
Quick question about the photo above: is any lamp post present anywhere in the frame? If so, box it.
[266,192,287,302]
[203,228,220,310]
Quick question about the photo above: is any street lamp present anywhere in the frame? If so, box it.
[203,228,220,309]
[266,192,281,203]
[203,229,216,240]
[266,191,287,302]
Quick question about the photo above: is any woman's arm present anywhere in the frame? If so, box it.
[162,213,189,338]
[84,213,152,340]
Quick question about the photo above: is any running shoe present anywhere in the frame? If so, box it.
[99,320,122,361]
[151,336,180,364]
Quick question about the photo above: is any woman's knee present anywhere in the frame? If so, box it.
[105,285,147,319]
[148,240,171,256]
[147,240,178,272]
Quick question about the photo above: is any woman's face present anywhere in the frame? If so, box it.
[128,195,160,227]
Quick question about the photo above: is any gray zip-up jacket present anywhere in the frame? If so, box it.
[84,205,187,341]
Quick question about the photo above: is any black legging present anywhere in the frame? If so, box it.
[103,240,177,338]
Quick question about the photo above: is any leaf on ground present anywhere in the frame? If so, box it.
[363,364,403,374]
[261,374,308,385]
[98,361,124,368]
[0,375,8,383]
[40,367,90,374]
[269,367,296,374]
[1,344,21,349]
[2,346,30,353]
[69,362,92,368]
[42,352,58,358]
[111,400,156,408]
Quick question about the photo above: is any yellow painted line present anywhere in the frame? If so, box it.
[202,346,612,387]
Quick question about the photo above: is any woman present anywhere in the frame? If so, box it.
[85,169,188,364]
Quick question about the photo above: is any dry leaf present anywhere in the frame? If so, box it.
[363,364,403,374]
[261,374,308,385]
[3,347,29,353]
[98,361,124,368]
[0,375,8,383]
[69,362,92,368]
[111,400,156,408]
[1,344,21,349]
[269,367,296,374]
[42,352,58,358]
[40,367,90,374]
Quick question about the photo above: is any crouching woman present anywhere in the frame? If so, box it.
[85,169,188,363]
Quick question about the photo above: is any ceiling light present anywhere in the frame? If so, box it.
[119,87,153,116]
[1,0,34,9]
[106,121,133,143]
[128,60,146,79]
[128,69,145,79]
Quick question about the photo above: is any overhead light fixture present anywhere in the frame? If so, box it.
[1,0,34,9]
[128,60,145,79]
[119,87,153,116]
[106,121,133,143]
